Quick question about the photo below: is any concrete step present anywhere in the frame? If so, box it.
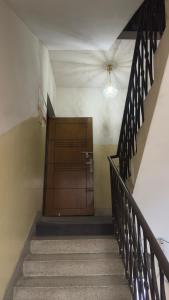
[16,275,128,287]
[36,216,114,236]
[23,253,124,277]
[30,236,118,254]
[14,285,131,300]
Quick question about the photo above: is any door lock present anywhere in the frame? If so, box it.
[85,158,93,173]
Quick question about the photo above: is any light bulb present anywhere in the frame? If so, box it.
[103,64,118,98]
[103,84,118,98]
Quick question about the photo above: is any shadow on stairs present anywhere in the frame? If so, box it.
[36,216,115,236]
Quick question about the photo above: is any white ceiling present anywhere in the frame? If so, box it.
[5,0,142,50]
[50,40,135,88]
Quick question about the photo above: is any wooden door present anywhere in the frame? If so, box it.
[44,118,94,216]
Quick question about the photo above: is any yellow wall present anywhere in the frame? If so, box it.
[94,144,116,214]
[0,118,46,299]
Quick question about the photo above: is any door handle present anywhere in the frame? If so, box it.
[82,151,93,159]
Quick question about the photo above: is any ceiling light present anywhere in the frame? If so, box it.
[103,64,118,98]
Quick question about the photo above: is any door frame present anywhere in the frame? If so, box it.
[47,95,55,118]
[42,95,55,215]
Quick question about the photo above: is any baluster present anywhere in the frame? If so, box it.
[160,269,166,300]
[150,252,160,299]
[143,238,150,300]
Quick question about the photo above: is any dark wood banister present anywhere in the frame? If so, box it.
[108,155,169,282]
[108,1,167,298]
[108,154,169,299]
[116,0,166,181]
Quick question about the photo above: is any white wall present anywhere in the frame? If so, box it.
[5,0,142,50]
[54,88,127,144]
[133,54,169,258]
[0,0,56,136]
[133,2,169,260]
[0,2,57,298]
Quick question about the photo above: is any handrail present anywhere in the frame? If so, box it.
[117,0,166,180]
[108,155,169,299]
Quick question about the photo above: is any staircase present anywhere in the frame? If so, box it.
[13,236,131,300]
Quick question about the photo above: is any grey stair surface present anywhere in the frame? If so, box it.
[39,217,113,224]
[14,286,130,300]
[16,275,127,287]
[36,216,114,236]
[30,236,118,254]
[23,253,124,277]
[13,236,131,300]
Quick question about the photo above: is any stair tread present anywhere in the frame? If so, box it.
[25,252,120,261]
[30,237,118,254]
[16,275,128,287]
[13,233,130,300]
[14,286,131,300]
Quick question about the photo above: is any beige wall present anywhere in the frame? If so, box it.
[0,118,45,299]
[0,2,57,299]
[94,145,116,215]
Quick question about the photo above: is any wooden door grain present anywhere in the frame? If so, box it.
[44,118,94,216]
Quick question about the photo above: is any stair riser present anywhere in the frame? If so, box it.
[31,239,118,254]
[14,286,130,300]
[23,260,124,277]
[36,223,114,236]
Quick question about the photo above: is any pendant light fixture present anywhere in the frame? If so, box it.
[103,64,118,98]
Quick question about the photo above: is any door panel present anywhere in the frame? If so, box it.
[46,189,86,208]
[44,117,94,216]
[48,146,85,163]
[47,166,86,188]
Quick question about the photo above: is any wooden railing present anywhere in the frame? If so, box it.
[108,156,169,300]
[117,0,166,180]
